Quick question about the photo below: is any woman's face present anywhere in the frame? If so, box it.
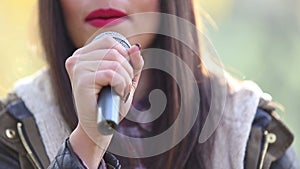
[60,0,160,48]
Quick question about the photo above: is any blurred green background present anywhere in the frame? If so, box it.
[0,0,299,157]
[199,0,300,156]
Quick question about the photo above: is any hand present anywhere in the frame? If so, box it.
[66,35,143,168]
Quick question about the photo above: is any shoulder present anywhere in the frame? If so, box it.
[0,93,35,168]
[11,68,72,160]
[218,73,263,126]
[13,67,55,104]
[245,96,298,169]
[222,74,298,168]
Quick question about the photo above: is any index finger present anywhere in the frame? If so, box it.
[74,35,129,59]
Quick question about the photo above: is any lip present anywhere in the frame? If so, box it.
[85,8,128,28]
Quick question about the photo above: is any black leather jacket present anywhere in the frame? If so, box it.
[0,94,120,169]
[0,94,298,169]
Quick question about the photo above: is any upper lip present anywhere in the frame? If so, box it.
[85,8,127,21]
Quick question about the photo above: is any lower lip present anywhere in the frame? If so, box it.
[86,17,127,28]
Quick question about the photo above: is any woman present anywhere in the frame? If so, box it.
[0,0,298,168]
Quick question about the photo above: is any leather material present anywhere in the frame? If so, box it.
[270,147,299,169]
[245,127,263,169]
[244,98,298,169]
[0,94,120,169]
[48,139,121,169]
[48,139,87,169]
[259,100,295,169]
[104,152,121,169]
[7,99,50,168]
[0,94,33,169]
[0,94,297,169]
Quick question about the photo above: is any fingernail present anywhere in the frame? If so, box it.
[135,43,142,51]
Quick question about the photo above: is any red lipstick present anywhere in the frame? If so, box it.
[85,8,128,28]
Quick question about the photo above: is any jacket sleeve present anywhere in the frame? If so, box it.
[0,141,20,169]
[270,146,299,169]
[48,138,121,169]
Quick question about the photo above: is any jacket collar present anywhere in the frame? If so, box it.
[197,74,263,168]
[13,68,71,161]
[13,68,263,168]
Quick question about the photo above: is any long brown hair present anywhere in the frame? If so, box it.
[38,0,211,168]
[39,0,77,129]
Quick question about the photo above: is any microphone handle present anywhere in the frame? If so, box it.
[95,31,131,135]
[97,86,120,135]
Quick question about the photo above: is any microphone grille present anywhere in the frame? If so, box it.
[94,31,131,49]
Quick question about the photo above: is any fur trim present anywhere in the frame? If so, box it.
[198,74,263,168]
[13,68,71,161]
[13,69,263,168]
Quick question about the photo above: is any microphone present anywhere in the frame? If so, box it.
[94,32,131,135]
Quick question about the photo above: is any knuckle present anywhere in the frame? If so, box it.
[73,48,82,55]
[109,48,119,56]
[65,56,77,70]
[103,70,115,80]
[110,62,120,71]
